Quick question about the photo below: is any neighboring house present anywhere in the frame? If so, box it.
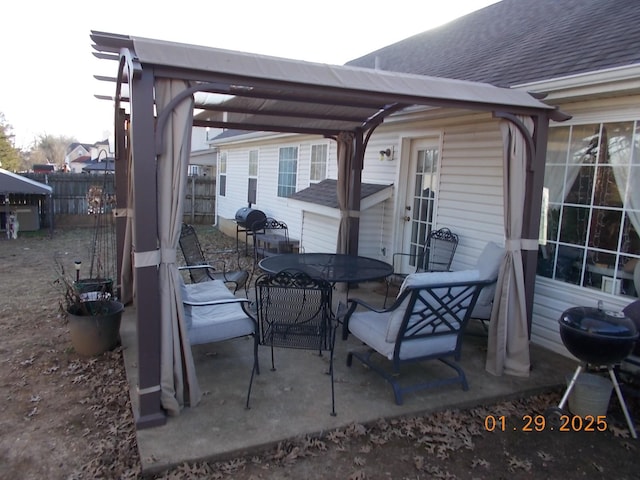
[69,155,92,173]
[209,0,640,357]
[188,127,219,177]
[64,142,92,166]
[82,157,115,174]
[65,139,114,172]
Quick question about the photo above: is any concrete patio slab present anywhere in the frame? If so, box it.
[120,281,575,475]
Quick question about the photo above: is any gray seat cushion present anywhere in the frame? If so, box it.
[180,278,254,345]
[348,310,457,361]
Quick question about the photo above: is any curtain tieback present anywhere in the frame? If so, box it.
[505,238,539,251]
[137,384,161,395]
[340,209,360,219]
[134,248,177,268]
[114,208,132,218]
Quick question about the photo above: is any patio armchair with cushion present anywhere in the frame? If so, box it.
[179,272,258,352]
[179,223,249,293]
[341,268,496,405]
[385,227,459,306]
[245,270,338,415]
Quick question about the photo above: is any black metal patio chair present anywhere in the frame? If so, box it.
[179,223,249,293]
[245,270,338,415]
[251,217,295,262]
[384,227,459,306]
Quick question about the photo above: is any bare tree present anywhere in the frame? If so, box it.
[30,134,77,169]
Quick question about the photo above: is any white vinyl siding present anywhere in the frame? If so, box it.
[300,212,339,253]
[436,123,505,268]
[357,201,389,260]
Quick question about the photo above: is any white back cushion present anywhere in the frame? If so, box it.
[474,242,505,309]
[385,269,481,342]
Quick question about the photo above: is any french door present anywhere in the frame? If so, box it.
[398,138,440,273]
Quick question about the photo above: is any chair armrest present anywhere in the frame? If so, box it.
[179,264,216,272]
[340,297,402,340]
[347,297,393,313]
[183,298,251,307]
[391,251,419,269]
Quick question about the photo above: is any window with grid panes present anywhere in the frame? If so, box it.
[310,144,327,182]
[277,146,298,198]
[538,121,640,298]
[248,150,258,204]
[218,151,227,197]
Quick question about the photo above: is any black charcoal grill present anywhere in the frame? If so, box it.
[559,306,638,365]
[235,207,266,255]
[547,306,638,437]
[235,207,266,230]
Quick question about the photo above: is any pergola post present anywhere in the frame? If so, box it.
[129,67,166,428]
[347,129,364,256]
[114,107,128,299]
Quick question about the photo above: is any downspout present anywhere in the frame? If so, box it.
[212,147,219,227]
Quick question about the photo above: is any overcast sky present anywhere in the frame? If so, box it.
[1,0,499,150]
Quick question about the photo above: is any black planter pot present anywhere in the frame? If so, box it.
[66,300,124,356]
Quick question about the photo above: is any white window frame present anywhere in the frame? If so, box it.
[539,120,640,298]
[277,146,298,198]
[248,150,258,204]
[218,151,227,197]
[309,143,328,183]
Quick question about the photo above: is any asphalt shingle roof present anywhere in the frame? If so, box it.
[347,0,640,87]
[289,179,391,208]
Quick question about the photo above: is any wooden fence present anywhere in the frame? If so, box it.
[23,173,216,225]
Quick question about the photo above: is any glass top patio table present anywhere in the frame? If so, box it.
[258,253,393,284]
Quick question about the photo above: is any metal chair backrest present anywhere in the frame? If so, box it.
[254,270,334,350]
[249,269,337,415]
[179,223,211,283]
[417,227,459,273]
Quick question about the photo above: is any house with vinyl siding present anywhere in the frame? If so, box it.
[208,0,640,359]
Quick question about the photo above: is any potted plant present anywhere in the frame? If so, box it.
[56,258,124,357]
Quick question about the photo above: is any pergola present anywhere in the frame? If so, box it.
[91,31,568,428]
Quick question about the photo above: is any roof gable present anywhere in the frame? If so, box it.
[347,0,640,87]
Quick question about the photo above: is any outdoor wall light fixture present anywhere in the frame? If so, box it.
[379,146,395,161]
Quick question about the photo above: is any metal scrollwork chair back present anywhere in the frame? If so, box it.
[385,227,459,306]
[246,270,338,415]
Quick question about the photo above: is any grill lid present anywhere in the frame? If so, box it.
[235,207,266,229]
[559,306,638,339]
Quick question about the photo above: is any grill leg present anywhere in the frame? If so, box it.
[608,366,638,439]
[558,364,583,410]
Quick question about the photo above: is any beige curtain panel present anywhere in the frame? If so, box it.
[486,116,534,377]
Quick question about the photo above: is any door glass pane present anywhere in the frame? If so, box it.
[408,147,438,268]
